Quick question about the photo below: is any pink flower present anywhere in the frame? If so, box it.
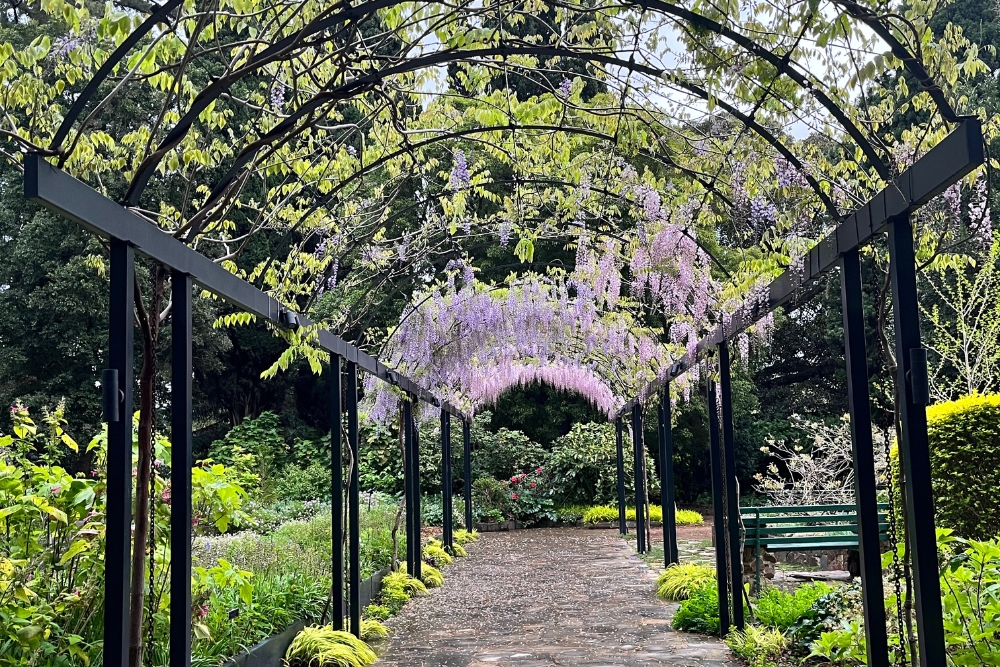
[91,470,98,477]
[197,605,208,618]
[530,482,536,489]
[536,467,542,473]
[511,493,518,500]
[510,476,517,484]
[51,485,61,494]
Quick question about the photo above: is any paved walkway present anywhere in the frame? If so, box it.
[378,528,736,666]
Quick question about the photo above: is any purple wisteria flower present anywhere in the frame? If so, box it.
[558,78,572,99]
[450,150,470,189]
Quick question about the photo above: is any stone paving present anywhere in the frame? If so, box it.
[377,528,736,666]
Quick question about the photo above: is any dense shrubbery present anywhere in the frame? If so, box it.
[926,394,1000,540]
[547,422,658,505]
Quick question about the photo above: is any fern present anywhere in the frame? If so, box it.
[285,625,377,667]
[656,563,717,601]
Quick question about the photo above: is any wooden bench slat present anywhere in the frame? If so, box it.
[746,523,890,537]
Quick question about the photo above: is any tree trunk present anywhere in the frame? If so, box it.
[129,267,164,667]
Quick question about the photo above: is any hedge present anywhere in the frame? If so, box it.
[927,394,1000,540]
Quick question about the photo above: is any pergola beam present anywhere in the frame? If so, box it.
[23,154,468,421]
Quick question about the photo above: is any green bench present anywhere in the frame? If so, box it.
[742,503,890,591]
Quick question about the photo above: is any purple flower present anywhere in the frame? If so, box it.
[558,78,572,99]
[450,150,470,189]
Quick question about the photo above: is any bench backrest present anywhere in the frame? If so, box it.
[739,503,890,549]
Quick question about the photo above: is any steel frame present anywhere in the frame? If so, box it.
[24,155,470,662]
[615,119,985,663]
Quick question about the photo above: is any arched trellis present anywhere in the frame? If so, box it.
[4,1,988,666]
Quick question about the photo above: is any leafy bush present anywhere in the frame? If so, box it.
[450,542,468,557]
[926,394,1000,539]
[419,563,444,588]
[274,462,332,502]
[752,582,833,631]
[472,477,508,522]
[285,625,377,667]
[453,529,479,544]
[547,422,658,505]
[471,427,548,482]
[725,626,788,667]
[423,540,453,566]
[363,604,391,621]
[420,494,465,527]
[555,504,590,522]
[508,468,556,524]
[676,509,704,525]
[788,580,863,643]
[378,570,427,615]
[672,584,721,635]
[583,505,619,523]
[359,619,390,641]
[655,563,716,601]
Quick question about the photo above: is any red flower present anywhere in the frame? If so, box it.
[536,467,543,473]
[530,482,536,489]
[511,493,518,500]
[510,476,517,484]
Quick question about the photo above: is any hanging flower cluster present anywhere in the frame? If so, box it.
[366,247,672,424]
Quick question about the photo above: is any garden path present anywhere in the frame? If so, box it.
[377,527,736,666]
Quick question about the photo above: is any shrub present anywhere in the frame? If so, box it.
[672,584,720,635]
[725,626,788,667]
[926,394,1000,539]
[419,563,444,588]
[752,582,833,631]
[788,580,863,643]
[471,427,549,482]
[363,604,391,621]
[285,625,377,667]
[655,563,716,601]
[453,529,479,544]
[274,462,332,502]
[547,422,658,505]
[450,542,468,557]
[420,494,465,527]
[359,619,390,641]
[582,505,619,524]
[676,509,704,525]
[423,540,453,566]
[507,468,556,524]
[472,477,509,522]
[555,504,590,522]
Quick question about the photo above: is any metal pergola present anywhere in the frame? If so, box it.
[25,155,473,655]
[7,1,984,666]
[612,119,985,667]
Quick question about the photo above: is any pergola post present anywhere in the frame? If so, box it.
[403,398,417,575]
[840,249,889,667]
[105,239,134,667]
[441,409,453,551]
[707,373,731,637]
[631,404,647,553]
[346,360,361,637]
[463,419,473,530]
[887,215,946,667]
[615,417,627,535]
[659,387,678,566]
[411,413,423,581]
[329,355,344,630]
[718,342,744,632]
[169,271,193,667]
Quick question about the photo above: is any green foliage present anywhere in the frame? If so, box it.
[285,625,377,667]
[274,462,332,502]
[672,584,721,635]
[751,582,833,631]
[554,504,589,522]
[421,494,465,527]
[582,505,618,524]
[423,540,454,566]
[419,563,444,588]
[655,564,716,601]
[359,619,390,641]
[788,581,863,644]
[362,604,391,621]
[808,620,867,665]
[453,529,479,544]
[676,509,704,526]
[724,626,788,667]
[472,427,548,483]
[926,394,1000,539]
[210,411,286,495]
[472,476,509,522]
[450,542,468,557]
[547,422,658,505]
[507,469,556,524]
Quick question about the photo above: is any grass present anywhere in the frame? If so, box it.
[656,563,717,601]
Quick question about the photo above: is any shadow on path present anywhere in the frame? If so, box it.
[378,527,736,666]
